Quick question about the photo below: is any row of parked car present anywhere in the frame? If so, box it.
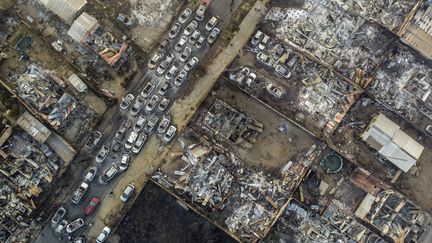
[50,4,219,243]
[252,30,298,80]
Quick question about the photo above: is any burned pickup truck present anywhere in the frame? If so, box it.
[71,182,89,204]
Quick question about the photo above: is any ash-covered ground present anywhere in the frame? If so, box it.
[114,181,236,243]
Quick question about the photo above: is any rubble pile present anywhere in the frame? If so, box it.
[130,0,174,27]
[322,200,379,241]
[153,135,322,242]
[0,128,62,243]
[265,0,393,86]
[13,64,78,129]
[336,0,417,32]
[86,28,129,66]
[364,190,431,242]
[369,44,432,121]
[196,99,263,148]
[264,201,354,242]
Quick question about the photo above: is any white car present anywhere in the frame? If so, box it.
[95,145,110,163]
[125,131,139,149]
[158,97,171,112]
[156,60,171,76]
[103,164,118,182]
[245,72,256,87]
[196,4,207,21]
[145,95,160,112]
[120,184,135,202]
[66,218,84,234]
[96,226,111,243]
[148,53,162,69]
[175,70,187,87]
[158,115,171,134]
[175,36,188,52]
[180,46,192,63]
[207,28,220,44]
[184,56,199,71]
[51,207,67,228]
[168,22,181,39]
[55,219,68,235]
[132,133,147,154]
[164,125,177,142]
[84,167,97,182]
[119,154,130,171]
[205,16,218,31]
[165,65,179,80]
[188,30,200,45]
[133,115,147,132]
[184,21,198,36]
[119,94,134,110]
[178,8,192,24]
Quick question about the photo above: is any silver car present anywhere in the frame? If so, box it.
[207,27,220,44]
[130,95,145,116]
[132,133,148,154]
[168,22,181,39]
[119,154,130,171]
[96,145,110,163]
[158,115,171,134]
[164,125,177,142]
[119,94,134,110]
[145,95,160,113]
[178,8,192,24]
[174,70,187,86]
[179,46,192,63]
[134,115,147,132]
[184,57,199,72]
[184,21,198,36]
[120,184,135,202]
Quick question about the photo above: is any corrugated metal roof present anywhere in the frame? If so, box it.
[362,113,424,172]
[40,0,87,23]
[393,129,424,160]
[379,142,416,173]
[67,12,98,43]
[16,112,51,144]
[371,113,400,137]
[68,74,87,92]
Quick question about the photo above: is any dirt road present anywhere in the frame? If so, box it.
[87,0,270,240]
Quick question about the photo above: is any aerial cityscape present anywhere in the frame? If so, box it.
[0,0,431,242]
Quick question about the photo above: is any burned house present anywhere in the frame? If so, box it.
[368,43,432,125]
[264,0,395,87]
[153,133,322,242]
[195,99,263,148]
[68,12,129,67]
[0,111,72,242]
[403,1,432,59]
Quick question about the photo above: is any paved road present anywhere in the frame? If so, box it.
[86,0,270,241]
[35,4,223,243]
